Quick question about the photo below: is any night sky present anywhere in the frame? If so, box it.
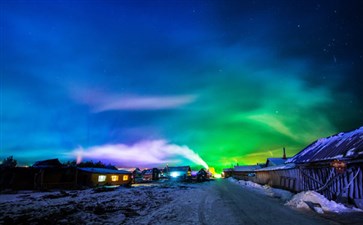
[1,0,363,172]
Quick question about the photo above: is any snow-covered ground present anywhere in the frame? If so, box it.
[228,177,362,214]
[0,182,204,225]
[227,177,294,201]
[286,191,362,214]
[1,179,362,225]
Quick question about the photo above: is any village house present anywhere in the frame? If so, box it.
[117,167,142,183]
[265,158,288,167]
[0,159,77,190]
[285,126,363,208]
[77,167,132,187]
[33,158,63,168]
[227,126,363,209]
[254,162,297,190]
[232,165,263,181]
[167,166,192,180]
[32,158,77,189]
[222,168,233,178]
[1,158,134,190]
[141,168,160,181]
[0,167,39,190]
[263,147,289,168]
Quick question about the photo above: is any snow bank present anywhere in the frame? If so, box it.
[228,178,362,214]
[227,178,293,201]
[285,191,362,213]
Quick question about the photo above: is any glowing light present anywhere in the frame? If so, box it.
[170,171,180,178]
[3,1,360,174]
[72,90,197,112]
[214,174,222,179]
[98,175,106,182]
[123,175,128,181]
[208,167,216,175]
[111,175,119,181]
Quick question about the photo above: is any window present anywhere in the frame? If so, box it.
[98,175,106,182]
[111,175,119,181]
[123,175,128,181]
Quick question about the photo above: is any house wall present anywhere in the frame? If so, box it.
[222,171,233,178]
[168,167,192,180]
[298,163,363,201]
[1,168,133,190]
[255,169,300,192]
[250,163,363,204]
[232,171,257,182]
[0,167,37,190]
[78,172,131,187]
[39,168,77,189]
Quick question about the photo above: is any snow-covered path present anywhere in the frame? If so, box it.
[131,179,362,225]
[201,179,336,225]
[1,179,362,224]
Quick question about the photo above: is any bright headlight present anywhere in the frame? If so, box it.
[170,172,180,178]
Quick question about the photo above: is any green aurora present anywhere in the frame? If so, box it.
[2,1,363,172]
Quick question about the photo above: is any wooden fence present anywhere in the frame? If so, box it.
[299,163,362,200]
[232,162,363,203]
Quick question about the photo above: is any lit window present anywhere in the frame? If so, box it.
[111,175,119,181]
[98,175,106,182]
[123,175,128,181]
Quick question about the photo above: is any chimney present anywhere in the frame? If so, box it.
[282,147,287,159]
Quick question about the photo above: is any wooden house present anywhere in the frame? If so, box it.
[196,168,208,182]
[254,163,298,191]
[0,167,38,190]
[263,147,289,168]
[285,126,363,207]
[77,167,132,187]
[233,165,263,181]
[33,158,63,168]
[265,158,288,167]
[32,159,77,189]
[222,168,233,178]
[158,168,168,179]
[33,167,77,189]
[0,159,77,190]
[218,127,362,210]
[1,158,133,190]
[167,166,192,180]
[141,168,160,181]
[117,167,142,183]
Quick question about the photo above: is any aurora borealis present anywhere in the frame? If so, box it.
[1,0,363,172]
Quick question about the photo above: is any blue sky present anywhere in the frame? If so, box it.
[1,0,363,170]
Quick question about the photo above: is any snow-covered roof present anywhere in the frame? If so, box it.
[234,165,262,172]
[266,158,288,167]
[78,167,131,174]
[117,168,140,172]
[256,163,296,171]
[286,126,363,164]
